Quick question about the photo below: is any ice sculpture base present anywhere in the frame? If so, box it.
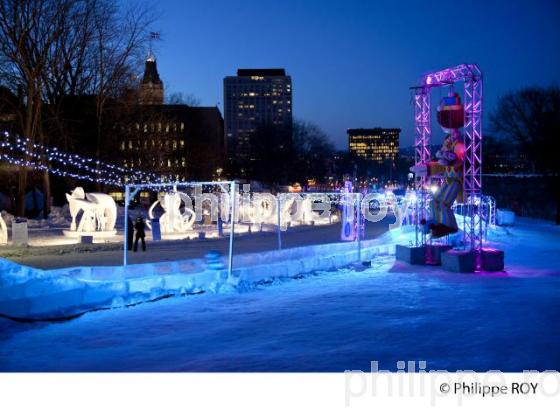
[62,230,117,239]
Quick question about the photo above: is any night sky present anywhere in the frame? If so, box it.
[155,0,560,149]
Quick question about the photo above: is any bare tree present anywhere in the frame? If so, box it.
[0,0,74,215]
[166,92,201,106]
[291,120,335,184]
[88,1,154,190]
[491,86,560,223]
[0,0,155,215]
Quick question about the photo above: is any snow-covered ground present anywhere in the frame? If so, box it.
[0,218,559,371]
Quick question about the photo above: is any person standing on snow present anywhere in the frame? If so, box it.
[133,216,147,252]
[127,216,134,251]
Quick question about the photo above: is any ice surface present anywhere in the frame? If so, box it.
[0,219,559,371]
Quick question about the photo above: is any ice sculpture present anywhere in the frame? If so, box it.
[341,181,356,241]
[223,193,338,229]
[281,196,336,227]
[0,213,7,245]
[147,192,195,233]
[241,195,277,225]
[63,187,117,238]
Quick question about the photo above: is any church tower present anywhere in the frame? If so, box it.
[138,54,164,105]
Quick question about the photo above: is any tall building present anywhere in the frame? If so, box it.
[223,69,293,167]
[348,128,400,164]
[119,56,224,182]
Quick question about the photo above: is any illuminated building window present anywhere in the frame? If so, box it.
[347,128,401,163]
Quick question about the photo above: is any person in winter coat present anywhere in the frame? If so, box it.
[127,216,134,251]
[133,216,146,252]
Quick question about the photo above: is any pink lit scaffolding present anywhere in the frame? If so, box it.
[411,64,483,251]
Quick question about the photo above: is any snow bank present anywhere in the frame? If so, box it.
[1,206,71,229]
[7,221,529,321]
[0,227,410,321]
[0,256,215,320]
[230,234,399,285]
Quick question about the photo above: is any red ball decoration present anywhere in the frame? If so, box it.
[437,93,465,129]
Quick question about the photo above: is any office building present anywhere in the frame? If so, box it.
[348,128,400,163]
[224,69,292,167]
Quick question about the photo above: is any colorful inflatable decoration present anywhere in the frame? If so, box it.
[411,91,466,238]
[436,92,464,130]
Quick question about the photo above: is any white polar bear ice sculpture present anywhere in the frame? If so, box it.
[147,192,195,234]
[63,187,117,238]
[0,213,7,245]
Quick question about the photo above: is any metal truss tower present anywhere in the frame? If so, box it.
[412,64,483,251]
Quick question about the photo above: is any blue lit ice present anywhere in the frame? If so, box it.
[0,219,559,371]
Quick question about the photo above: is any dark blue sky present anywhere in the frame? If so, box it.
[154,0,560,149]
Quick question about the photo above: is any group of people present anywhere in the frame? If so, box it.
[127,216,147,252]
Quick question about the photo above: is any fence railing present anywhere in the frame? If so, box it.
[122,184,495,278]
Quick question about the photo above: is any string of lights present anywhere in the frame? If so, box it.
[0,151,125,186]
[1,139,130,184]
[0,131,168,188]
[2,131,161,183]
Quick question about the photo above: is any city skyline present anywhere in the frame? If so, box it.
[153,0,560,149]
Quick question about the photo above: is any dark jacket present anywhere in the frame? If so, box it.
[127,217,134,239]
[134,219,146,238]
